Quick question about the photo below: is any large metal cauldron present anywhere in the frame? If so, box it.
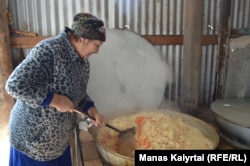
[89,109,219,166]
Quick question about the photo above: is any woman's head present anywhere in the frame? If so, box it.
[68,13,106,59]
[72,13,106,42]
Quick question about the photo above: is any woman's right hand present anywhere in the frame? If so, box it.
[49,93,75,112]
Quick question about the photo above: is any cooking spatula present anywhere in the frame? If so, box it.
[73,109,136,138]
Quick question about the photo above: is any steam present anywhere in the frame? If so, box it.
[87,29,172,116]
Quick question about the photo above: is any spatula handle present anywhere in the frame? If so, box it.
[73,109,121,132]
[105,124,121,132]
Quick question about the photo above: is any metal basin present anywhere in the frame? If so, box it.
[214,114,250,149]
[211,98,250,149]
[90,109,219,166]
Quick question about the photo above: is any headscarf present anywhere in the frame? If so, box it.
[66,13,106,42]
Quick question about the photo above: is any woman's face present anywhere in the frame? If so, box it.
[76,38,103,59]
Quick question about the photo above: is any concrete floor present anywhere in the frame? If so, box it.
[79,130,103,166]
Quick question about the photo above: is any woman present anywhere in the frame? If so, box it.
[6,13,106,166]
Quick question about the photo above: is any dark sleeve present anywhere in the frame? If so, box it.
[78,95,95,113]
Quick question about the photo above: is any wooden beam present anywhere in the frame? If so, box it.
[143,35,184,45]
[143,35,218,45]
[10,36,51,48]
[10,35,218,49]
[214,0,231,99]
[180,0,204,115]
[0,0,14,148]
[10,29,37,37]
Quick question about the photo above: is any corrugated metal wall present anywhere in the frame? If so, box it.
[8,0,250,106]
[231,0,250,29]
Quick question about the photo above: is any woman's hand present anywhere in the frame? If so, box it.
[88,107,106,127]
[49,93,75,112]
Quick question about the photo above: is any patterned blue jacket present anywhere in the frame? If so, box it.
[6,31,94,161]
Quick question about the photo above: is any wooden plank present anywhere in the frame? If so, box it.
[201,35,218,45]
[0,0,14,152]
[143,35,183,45]
[10,29,37,37]
[10,36,51,48]
[180,0,204,115]
[214,0,231,99]
[143,35,218,45]
[10,35,218,48]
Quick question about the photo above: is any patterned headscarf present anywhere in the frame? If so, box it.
[70,13,106,42]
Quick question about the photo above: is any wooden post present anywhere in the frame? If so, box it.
[0,0,14,146]
[180,0,203,115]
[214,0,231,99]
